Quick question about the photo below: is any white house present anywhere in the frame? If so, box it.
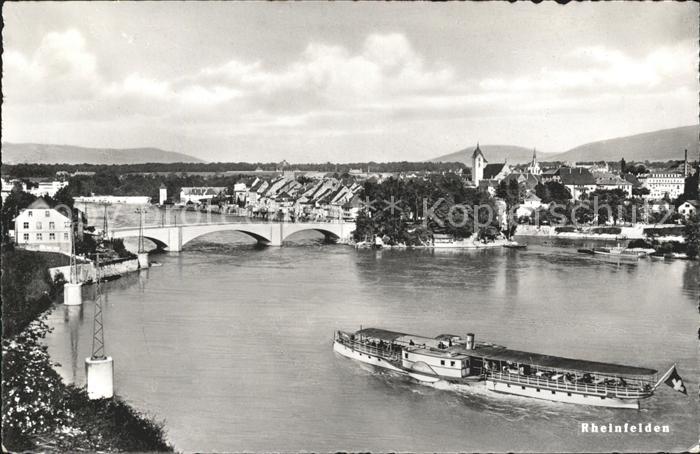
[678,200,699,218]
[594,173,633,197]
[14,198,74,254]
[516,193,544,218]
[29,180,69,198]
[637,173,685,200]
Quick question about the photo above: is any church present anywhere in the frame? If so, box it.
[469,144,542,194]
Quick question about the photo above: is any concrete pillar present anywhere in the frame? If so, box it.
[63,282,83,306]
[85,356,114,399]
[167,226,182,252]
[137,252,149,269]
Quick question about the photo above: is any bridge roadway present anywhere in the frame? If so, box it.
[110,220,356,251]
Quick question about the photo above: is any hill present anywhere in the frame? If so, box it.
[1,143,204,165]
[431,145,550,165]
[551,125,699,163]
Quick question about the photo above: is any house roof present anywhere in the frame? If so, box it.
[594,173,632,186]
[483,163,506,179]
[28,198,51,209]
[681,200,700,208]
[559,168,596,186]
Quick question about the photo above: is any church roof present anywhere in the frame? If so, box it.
[483,163,506,179]
[471,144,487,162]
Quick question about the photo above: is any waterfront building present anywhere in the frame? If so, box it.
[471,144,487,186]
[594,173,633,197]
[13,198,83,254]
[179,187,226,204]
[558,168,596,200]
[516,193,544,219]
[637,173,685,200]
[74,195,151,205]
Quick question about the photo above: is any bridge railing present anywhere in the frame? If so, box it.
[110,218,355,231]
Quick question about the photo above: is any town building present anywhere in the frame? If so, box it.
[558,168,596,200]
[637,173,685,200]
[13,198,83,254]
[678,200,699,219]
[29,180,69,198]
[593,173,633,197]
[179,187,226,204]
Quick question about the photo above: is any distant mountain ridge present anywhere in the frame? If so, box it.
[2,143,204,165]
[432,125,699,166]
[548,125,699,163]
[431,145,550,165]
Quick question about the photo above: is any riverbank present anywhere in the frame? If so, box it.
[1,246,173,452]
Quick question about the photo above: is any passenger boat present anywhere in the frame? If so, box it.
[592,246,645,258]
[333,328,664,409]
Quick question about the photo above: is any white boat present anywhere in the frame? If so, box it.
[334,328,663,409]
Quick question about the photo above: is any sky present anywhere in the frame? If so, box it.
[2,2,698,163]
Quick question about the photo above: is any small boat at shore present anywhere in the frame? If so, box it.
[333,327,683,409]
[503,243,527,250]
[577,248,595,255]
[592,246,645,259]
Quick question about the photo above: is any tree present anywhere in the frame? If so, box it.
[683,214,699,259]
[620,157,626,174]
[0,190,37,242]
[535,181,571,205]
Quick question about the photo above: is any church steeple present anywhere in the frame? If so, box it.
[471,142,487,186]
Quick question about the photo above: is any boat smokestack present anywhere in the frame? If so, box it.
[466,333,475,350]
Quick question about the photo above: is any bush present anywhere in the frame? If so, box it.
[627,239,653,249]
[1,248,58,337]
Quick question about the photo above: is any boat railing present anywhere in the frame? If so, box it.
[487,371,652,398]
[334,334,401,362]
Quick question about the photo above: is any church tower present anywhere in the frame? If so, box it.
[526,148,542,175]
[471,143,487,186]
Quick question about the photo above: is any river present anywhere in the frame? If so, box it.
[43,208,698,452]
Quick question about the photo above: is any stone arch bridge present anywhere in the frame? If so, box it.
[110,221,356,251]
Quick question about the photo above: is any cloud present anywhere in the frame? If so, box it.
[3,28,696,159]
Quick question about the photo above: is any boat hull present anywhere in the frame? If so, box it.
[487,380,640,409]
[334,340,645,409]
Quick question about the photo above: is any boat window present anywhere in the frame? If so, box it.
[521,386,526,390]
[450,361,455,367]
[536,388,540,392]
[507,384,510,388]
[404,353,408,359]
[551,391,556,394]
[440,360,445,366]
[567,393,572,397]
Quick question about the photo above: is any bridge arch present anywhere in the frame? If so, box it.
[178,224,273,249]
[281,227,340,244]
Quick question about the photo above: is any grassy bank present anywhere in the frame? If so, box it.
[1,245,174,452]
